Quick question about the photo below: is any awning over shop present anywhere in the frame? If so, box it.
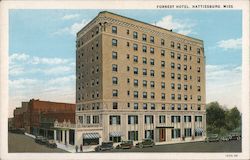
[109,132,122,137]
[195,128,204,133]
[83,133,100,139]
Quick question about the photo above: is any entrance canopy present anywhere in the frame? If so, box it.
[83,133,100,139]
[109,132,122,137]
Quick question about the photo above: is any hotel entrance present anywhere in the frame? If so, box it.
[159,128,166,142]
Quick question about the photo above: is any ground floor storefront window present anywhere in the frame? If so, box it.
[145,130,154,140]
[128,131,138,141]
[69,129,75,145]
[184,128,192,137]
[83,138,99,145]
[171,128,181,139]
[109,136,121,142]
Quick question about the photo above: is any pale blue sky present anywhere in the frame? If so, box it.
[9,9,242,117]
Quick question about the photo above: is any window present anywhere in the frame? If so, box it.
[143,80,147,87]
[79,116,83,123]
[127,66,130,71]
[127,29,130,35]
[161,93,165,100]
[142,46,147,52]
[171,116,181,123]
[112,39,117,46]
[112,51,117,59]
[171,52,175,58]
[177,84,181,90]
[161,39,165,46]
[150,59,154,65]
[177,64,181,70]
[113,102,118,109]
[150,81,155,88]
[133,56,138,62]
[128,131,138,141]
[184,95,188,101]
[159,115,166,123]
[171,41,175,48]
[127,42,130,47]
[96,27,99,34]
[133,31,138,39]
[87,116,91,124]
[177,54,181,60]
[184,45,187,51]
[127,103,130,108]
[198,96,201,101]
[134,79,138,86]
[133,44,138,51]
[112,64,118,72]
[197,48,201,54]
[198,76,201,82]
[178,94,181,100]
[143,92,147,99]
[184,65,187,71]
[197,86,201,92]
[171,83,175,89]
[197,57,200,63]
[134,67,138,75]
[145,115,154,124]
[177,43,181,49]
[128,115,138,124]
[177,74,181,80]
[112,77,118,85]
[110,115,120,125]
[150,36,154,43]
[134,103,138,110]
[127,91,130,96]
[127,54,130,59]
[145,130,154,140]
[171,129,181,139]
[142,57,147,64]
[171,94,175,100]
[184,128,192,137]
[127,78,130,84]
[134,91,138,98]
[184,104,188,110]
[112,26,117,34]
[171,104,175,110]
[150,92,155,99]
[142,69,147,76]
[171,62,175,69]
[143,103,147,110]
[93,116,99,124]
[171,73,175,79]
[184,55,187,61]
[184,116,191,122]
[161,50,165,56]
[161,82,165,89]
[184,85,188,91]
[150,47,154,54]
[142,34,147,41]
[195,116,202,122]
[161,71,165,78]
[184,75,188,81]
[197,67,201,73]
[162,104,166,110]
[112,90,118,97]
[161,61,165,67]
[198,105,201,110]
[150,70,155,77]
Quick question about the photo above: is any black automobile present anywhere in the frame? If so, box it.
[116,141,134,149]
[35,136,47,145]
[229,133,241,140]
[46,140,57,148]
[95,142,114,152]
[135,139,155,148]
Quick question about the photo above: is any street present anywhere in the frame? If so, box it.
[8,132,67,153]
[109,140,242,152]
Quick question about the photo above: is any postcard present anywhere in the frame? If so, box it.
[0,0,249,160]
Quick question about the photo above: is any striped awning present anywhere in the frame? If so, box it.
[195,128,204,133]
[83,133,100,139]
[109,132,122,137]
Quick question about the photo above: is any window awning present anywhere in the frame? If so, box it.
[195,128,204,133]
[83,133,100,139]
[109,132,122,137]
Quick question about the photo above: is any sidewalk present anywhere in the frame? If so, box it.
[56,143,98,153]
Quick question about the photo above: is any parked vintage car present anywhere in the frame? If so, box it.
[35,136,47,145]
[135,139,155,148]
[229,133,241,140]
[95,142,114,152]
[205,134,220,142]
[46,140,57,148]
[116,141,134,149]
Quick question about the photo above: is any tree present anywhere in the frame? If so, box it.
[225,107,241,131]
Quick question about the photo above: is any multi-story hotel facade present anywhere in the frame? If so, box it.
[73,11,206,146]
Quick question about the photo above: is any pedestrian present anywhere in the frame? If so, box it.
[80,144,83,152]
[75,145,78,153]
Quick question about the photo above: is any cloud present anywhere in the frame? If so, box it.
[61,14,79,20]
[206,64,241,110]
[9,78,39,89]
[9,53,30,64]
[217,38,242,50]
[54,19,90,36]
[155,15,196,35]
